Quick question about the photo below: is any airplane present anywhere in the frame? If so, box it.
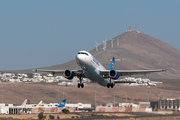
[34,100,43,108]
[57,99,66,107]
[35,99,66,108]
[17,99,27,107]
[21,99,27,107]
[36,51,165,88]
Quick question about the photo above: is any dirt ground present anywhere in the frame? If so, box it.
[0,113,180,120]
[0,113,134,119]
[2,82,180,106]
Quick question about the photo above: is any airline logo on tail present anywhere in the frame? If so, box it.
[21,99,27,107]
[109,57,115,70]
[58,99,66,107]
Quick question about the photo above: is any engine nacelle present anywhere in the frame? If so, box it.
[109,70,119,80]
[64,70,74,80]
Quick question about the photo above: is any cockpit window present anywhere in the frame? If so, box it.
[78,52,89,56]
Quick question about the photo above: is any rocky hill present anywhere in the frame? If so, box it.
[35,30,180,79]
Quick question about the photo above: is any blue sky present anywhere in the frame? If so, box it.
[0,0,180,70]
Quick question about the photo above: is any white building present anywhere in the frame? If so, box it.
[33,73,42,79]
[58,82,73,86]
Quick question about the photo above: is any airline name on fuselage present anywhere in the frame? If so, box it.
[93,57,100,66]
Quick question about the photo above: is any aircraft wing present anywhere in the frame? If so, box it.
[100,69,166,77]
[36,69,87,78]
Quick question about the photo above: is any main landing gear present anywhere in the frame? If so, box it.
[107,78,114,88]
[78,83,84,88]
[107,83,114,88]
[77,75,84,88]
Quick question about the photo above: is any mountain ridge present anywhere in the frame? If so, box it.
[11,31,180,79]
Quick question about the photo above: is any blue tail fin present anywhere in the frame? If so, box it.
[109,57,115,70]
[57,99,66,107]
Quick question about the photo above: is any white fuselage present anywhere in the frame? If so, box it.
[76,51,109,86]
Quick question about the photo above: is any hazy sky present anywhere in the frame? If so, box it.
[0,0,180,70]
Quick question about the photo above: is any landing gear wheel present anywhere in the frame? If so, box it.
[107,78,114,88]
[107,83,114,88]
[81,83,84,88]
[78,83,80,88]
[111,83,114,88]
[107,83,110,88]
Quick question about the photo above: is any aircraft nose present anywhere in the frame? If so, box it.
[76,54,82,63]
[76,54,86,63]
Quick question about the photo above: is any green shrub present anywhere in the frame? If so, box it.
[38,112,45,119]
[49,115,54,119]
[62,109,70,114]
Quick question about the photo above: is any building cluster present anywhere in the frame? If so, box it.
[0,102,92,114]
[0,73,67,83]
[126,29,140,33]
[0,73,92,85]
[159,99,180,110]
[121,77,162,86]
[96,102,152,112]
[1,98,178,114]
[0,73,159,86]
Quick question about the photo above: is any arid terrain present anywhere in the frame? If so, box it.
[0,113,133,119]
[0,79,180,105]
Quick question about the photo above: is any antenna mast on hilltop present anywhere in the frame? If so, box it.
[111,38,114,48]
[103,39,107,51]
[95,41,99,51]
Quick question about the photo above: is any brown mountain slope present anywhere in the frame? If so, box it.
[38,31,180,79]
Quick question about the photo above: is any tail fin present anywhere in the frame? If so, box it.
[109,57,115,70]
[21,99,27,107]
[58,99,66,107]
[37,100,43,107]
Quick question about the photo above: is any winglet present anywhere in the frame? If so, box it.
[58,99,66,107]
[109,57,115,70]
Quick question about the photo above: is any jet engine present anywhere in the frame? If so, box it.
[109,70,119,80]
[64,70,74,80]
